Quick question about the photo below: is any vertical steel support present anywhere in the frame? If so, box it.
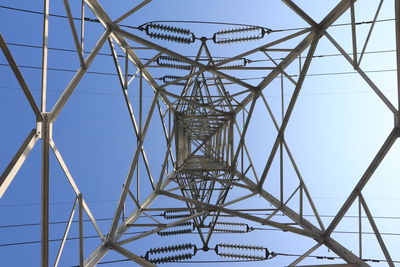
[41,2,50,262]
[358,0,384,66]
[81,0,85,52]
[79,193,84,267]
[395,0,400,112]
[41,113,50,267]
[280,73,284,203]
[350,0,358,66]
[138,69,143,201]
[232,96,257,166]
[299,183,303,218]
[358,196,362,259]
[41,0,49,112]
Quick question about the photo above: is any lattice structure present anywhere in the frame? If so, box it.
[1,0,400,266]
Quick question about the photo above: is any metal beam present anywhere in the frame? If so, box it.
[108,38,156,190]
[113,0,152,23]
[63,0,85,66]
[50,29,110,122]
[258,33,320,187]
[108,92,160,239]
[234,170,369,266]
[0,129,39,198]
[0,34,44,121]
[159,190,319,239]
[114,28,257,91]
[325,127,399,237]
[281,0,318,28]
[41,114,50,267]
[325,32,397,114]
[395,0,400,111]
[41,0,50,113]
[358,0,384,66]
[350,0,358,65]
[54,197,78,267]
[237,0,357,115]
[359,194,394,266]
[112,244,156,267]
[50,139,104,239]
[288,242,322,266]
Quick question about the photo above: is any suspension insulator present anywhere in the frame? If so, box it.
[157,55,250,68]
[158,63,191,70]
[163,210,191,219]
[217,243,264,251]
[172,221,193,228]
[217,252,266,261]
[216,26,264,35]
[156,56,192,70]
[149,253,193,264]
[215,243,270,260]
[212,222,253,233]
[147,32,195,44]
[158,228,193,236]
[141,23,196,44]
[157,56,185,65]
[214,35,263,44]
[215,222,246,227]
[161,75,188,86]
[145,243,197,264]
[148,243,195,254]
[145,23,192,35]
[210,214,233,217]
[213,26,271,44]
[213,228,248,233]
[213,57,249,67]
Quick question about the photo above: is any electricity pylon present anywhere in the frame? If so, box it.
[1,0,399,266]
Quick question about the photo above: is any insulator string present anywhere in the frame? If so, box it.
[213,26,270,44]
[215,243,270,260]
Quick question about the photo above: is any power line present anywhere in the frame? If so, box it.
[0,62,396,82]
[5,42,124,58]
[0,4,395,34]
[274,252,400,264]
[2,195,400,209]
[0,63,121,76]
[0,84,396,99]
[0,4,398,266]
[71,251,400,266]
[7,224,383,265]
[96,259,264,265]
[1,226,400,250]
[4,40,397,63]
[0,231,145,247]
[0,199,118,208]
[0,217,112,229]
[2,212,400,230]
[0,85,155,98]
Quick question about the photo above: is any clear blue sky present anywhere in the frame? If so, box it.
[0,0,399,266]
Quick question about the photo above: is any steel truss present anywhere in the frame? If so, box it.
[1,0,399,266]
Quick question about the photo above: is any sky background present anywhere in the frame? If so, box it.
[0,0,399,266]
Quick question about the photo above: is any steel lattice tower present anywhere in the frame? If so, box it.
[1,0,400,266]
